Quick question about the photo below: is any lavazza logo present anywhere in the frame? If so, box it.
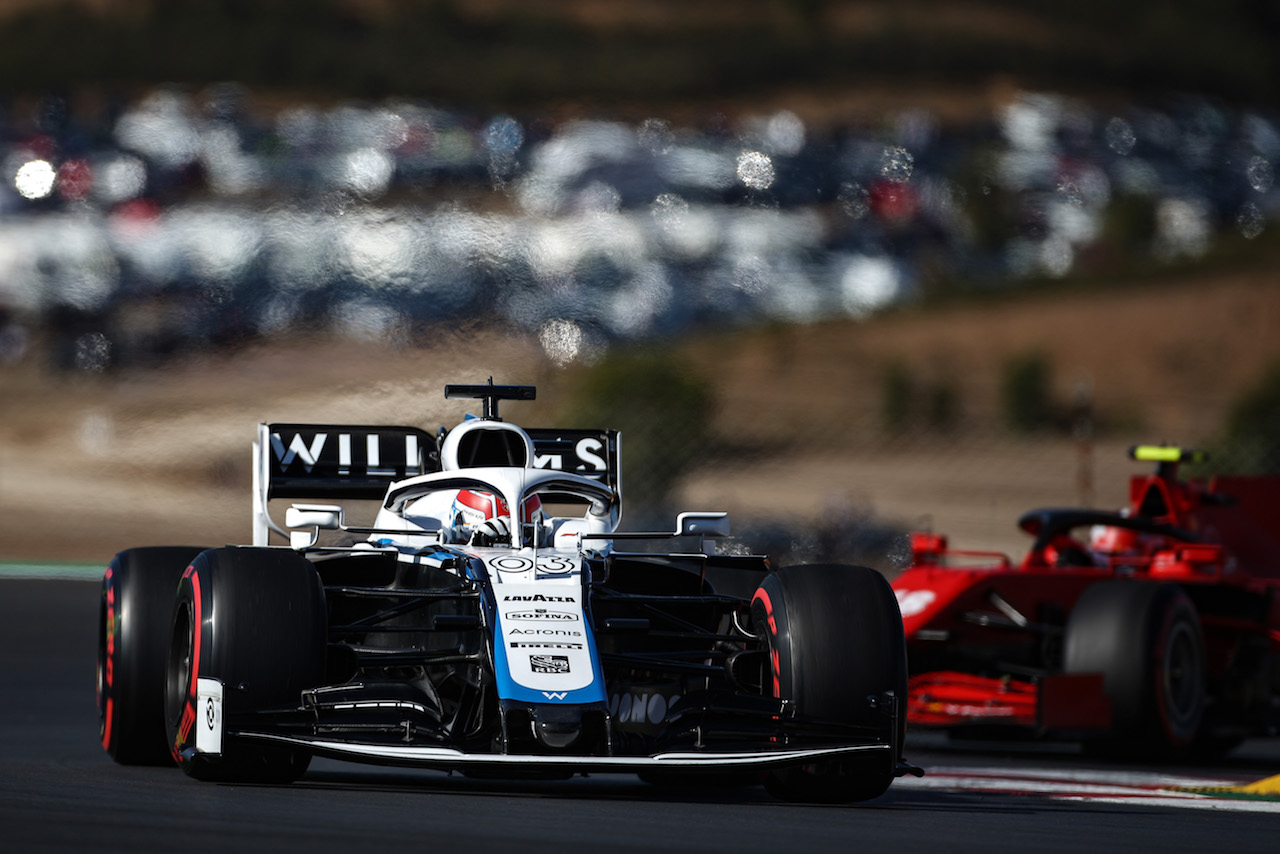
[505,608,578,622]
[503,594,575,603]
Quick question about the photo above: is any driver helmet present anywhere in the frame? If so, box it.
[1090,524,1138,555]
[450,489,544,529]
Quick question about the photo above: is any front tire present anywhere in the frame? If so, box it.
[98,546,208,765]
[1064,581,1206,757]
[165,547,326,783]
[751,564,907,803]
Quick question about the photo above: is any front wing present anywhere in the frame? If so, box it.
[237,731,893,774]
[190,679,909,776]
[907,670,1113,732]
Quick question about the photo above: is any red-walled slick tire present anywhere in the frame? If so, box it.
[164,547,326,783]
[98,546,208,765]
[1065,581,1206,756]
[750,564,907,803]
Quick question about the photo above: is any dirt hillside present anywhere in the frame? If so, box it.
[678,270,1280,557]
[2,270,1278,565]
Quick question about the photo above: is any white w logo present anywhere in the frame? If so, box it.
[542,691,568,700]
[271,433,327,472]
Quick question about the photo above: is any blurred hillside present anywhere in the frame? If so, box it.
[0,1,1277,113]
[4,269,1278,565]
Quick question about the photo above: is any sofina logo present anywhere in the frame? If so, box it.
[505,609,578,622]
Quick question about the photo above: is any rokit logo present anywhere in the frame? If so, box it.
[530,655,571,674]
[505,609,578,622]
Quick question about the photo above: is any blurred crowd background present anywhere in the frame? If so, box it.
[1,85,1276,372]
[2,1,1280,565]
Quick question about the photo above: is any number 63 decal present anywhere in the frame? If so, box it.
[487,555,578,575]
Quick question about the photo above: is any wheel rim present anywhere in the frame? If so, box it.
[165,602,193,734]
[1161,619,1203,735]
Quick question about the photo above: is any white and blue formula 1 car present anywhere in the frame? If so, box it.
[98,382,918,803]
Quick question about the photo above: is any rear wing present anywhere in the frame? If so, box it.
[253,422,620,545]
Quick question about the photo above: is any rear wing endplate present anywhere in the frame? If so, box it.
[253,422,620,545]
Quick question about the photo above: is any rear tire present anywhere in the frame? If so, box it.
[751,564,906,803]
[164,547,326,783]
[1064,581,1205,757]
[98,546,208,765]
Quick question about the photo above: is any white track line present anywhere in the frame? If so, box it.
[895,766,1280,812]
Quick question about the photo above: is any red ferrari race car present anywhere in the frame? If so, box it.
[891,445,1280,756]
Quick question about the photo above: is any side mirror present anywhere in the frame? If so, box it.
[285,504,344,530]
[676,512,730,538]
[285,504,344,550]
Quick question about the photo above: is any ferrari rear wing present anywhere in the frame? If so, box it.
[253,423,620,545]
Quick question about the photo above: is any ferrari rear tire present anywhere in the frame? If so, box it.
[751,564,907,803]
[98,546,208,765]
[164,547,326,783]
[1064,581,1206,756]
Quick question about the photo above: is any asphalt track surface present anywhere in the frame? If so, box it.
[4,575,1279,853]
